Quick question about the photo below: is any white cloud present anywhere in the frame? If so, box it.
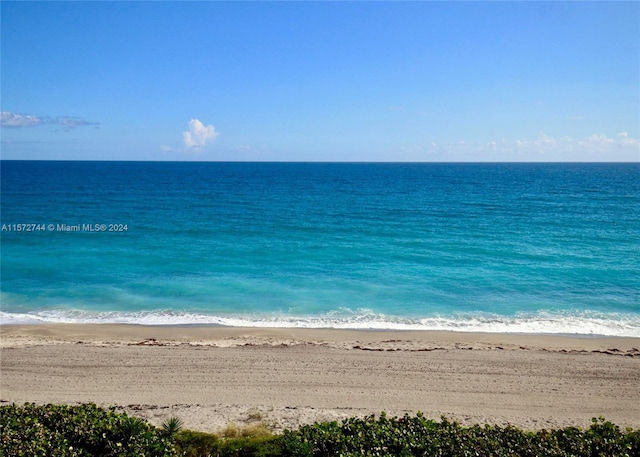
[182,119,219,149]
[1,111,41,127]
[417,132,640,161]
[535,133,558,148]
[579,133,615,148]
[615,132,640,149]
[617,134,640,149]
[513,133,639,160]
[1,111,99,130]
[56,116,100,129]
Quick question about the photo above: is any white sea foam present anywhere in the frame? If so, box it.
[1,309,639,337]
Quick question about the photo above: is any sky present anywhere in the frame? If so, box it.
[1,1,639,162]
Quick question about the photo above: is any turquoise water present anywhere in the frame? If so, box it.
[1,161,639,336]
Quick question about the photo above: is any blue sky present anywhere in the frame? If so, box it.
[1,1,638,162]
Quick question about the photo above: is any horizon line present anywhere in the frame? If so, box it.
[1,159,639,164]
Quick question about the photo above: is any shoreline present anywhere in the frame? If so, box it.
[3,323,640,349]
[2,324,639,433]
[3,313,638,339]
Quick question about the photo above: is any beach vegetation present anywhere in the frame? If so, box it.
[220,422,274,439]
[173,430,220,457]
[2,404,639,457]
[161,417,185,438]
[277,413,640,457]
[246,408,266,423]
[0,402,175,456]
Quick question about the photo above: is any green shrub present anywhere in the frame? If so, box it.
[174,429,285,457]
[0,403,176,457]
[174,429,221,457]
[161,417,184,439]
[279,412,640,457]
[550,417,640,457]
[2,404,639,457]
[217,435,284,457]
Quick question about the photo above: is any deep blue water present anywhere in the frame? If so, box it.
[1,161,639,336]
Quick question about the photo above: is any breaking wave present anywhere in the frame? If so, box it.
[2,308,639,337]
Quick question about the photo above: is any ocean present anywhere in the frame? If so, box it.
[1,161,639,336]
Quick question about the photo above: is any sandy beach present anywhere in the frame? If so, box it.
[1,324,639,433]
